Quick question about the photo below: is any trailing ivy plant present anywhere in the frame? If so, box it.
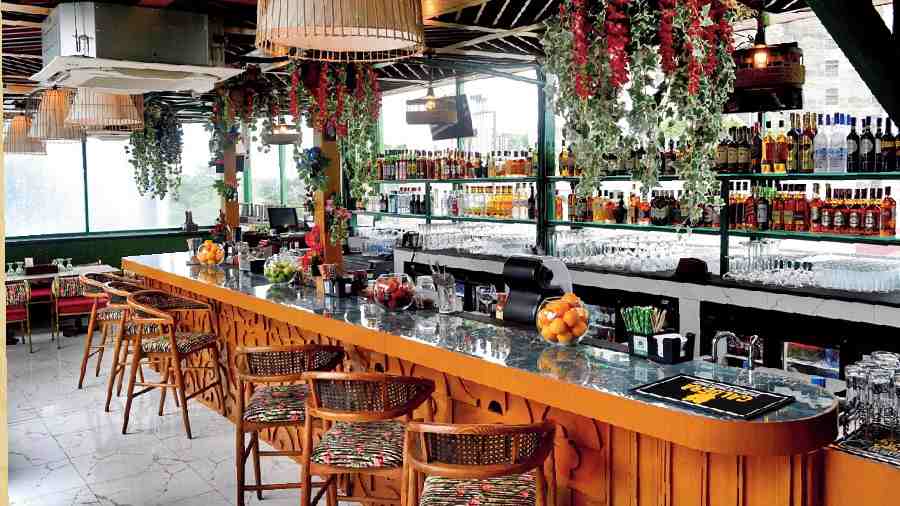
[212,179,239,202]
[125,103,184,200]
[543,0,736,224]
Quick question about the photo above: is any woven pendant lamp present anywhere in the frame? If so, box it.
[29,88,84,141]
[66,89,144,135]
[4,115,47,155]
[255,0,424,62]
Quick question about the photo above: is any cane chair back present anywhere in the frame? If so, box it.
[236,345,344,384]
[125,290,209,327]
[405,421,556,479]
[80,272,124,292]
[52,276,85,299]
[104,280,146,308]
[6,281,30,310]
[304,372,435,422]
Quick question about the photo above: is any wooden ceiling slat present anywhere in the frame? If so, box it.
[493,0,512,25]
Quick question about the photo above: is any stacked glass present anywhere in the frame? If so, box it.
[843,352,900,437]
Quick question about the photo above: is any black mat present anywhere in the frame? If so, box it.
[633,374,795,420]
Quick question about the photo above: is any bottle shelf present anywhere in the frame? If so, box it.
[548,220,720,235]
[375,177,537,184]
[431,215,537,225]
[547,175,681,183]
[353,211,427,219]
[717,171,900,181]
[729,228,900,246]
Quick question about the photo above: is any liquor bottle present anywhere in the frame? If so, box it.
[639,196,651,226]
[744,184,757,230]
[875,118,884,172]
[567,183,578,222]
[836,189,850,234]
[726,127,739,173]
[847,117,861,172]
[775,120,788,173]
[751,124,762,173]
[861,117,876,172]
[849,189,863,235]
[761,121,775,173]
[801,114,815,173]
[795,185,809,232]
[756,184,770,231]
[783,185,796,231]
[883,119,896,172]
[814,114,829,173]
[716,131,729,172]
[770,185,783,231]
[809,183,822,233]
[864,188,880,236]
[882,186,896,237]
[820,185,833,233]
[615,193,627,224]
[787,114,800,173]
[737,127,751,173]
[603,192,616,223]
[554,190,564,220]
[830,114,846,172]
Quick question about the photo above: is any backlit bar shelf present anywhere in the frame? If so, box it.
[549,220,720,235]
[729,228,900,246]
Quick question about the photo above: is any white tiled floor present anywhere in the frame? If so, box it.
[7,330,353,506]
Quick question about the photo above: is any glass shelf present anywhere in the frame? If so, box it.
[718,171,900,181]
[353,211,427,219]
[375,177,536,184]
[729,229,900,246]
[548,220,720,235]
[547,175,681,183]
[431,215,537,225]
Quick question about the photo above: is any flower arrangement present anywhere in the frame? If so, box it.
[302,225,324,276]
[126,103,183,200]
[296,146,330,213]
[325,195,352,246]
[543,0,736,224]
[288,62,381,203]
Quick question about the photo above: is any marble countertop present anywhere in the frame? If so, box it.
[125,252,837,430]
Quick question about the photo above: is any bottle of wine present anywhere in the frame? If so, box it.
[860,116,876,173]
[847,117,860,172]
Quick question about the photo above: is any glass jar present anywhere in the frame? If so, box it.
[373,273,416,311]
[264,254,299,285]
[536,294,590,346]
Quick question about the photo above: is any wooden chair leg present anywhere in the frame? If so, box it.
[26,319,33,354]
[327,478,338,506]
[94,323,109,377]
[235,427,246,506]
[158,361,171,416]
[251,432,263,500]
[77,310,98,389]
[535,468,547,506]
[210,346,228,417]
[105,333,124,412]
[170,355,193,439]
[121,342,142,435]
[301,415,313,506]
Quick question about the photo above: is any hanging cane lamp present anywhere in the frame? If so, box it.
[66,88,144,136]
[29,88,84,141]
[4,115,47,155]
[255,0,425,62]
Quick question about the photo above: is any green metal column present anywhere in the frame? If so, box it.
[536,68,554,254]
[82,136,90,233]
[456,76,464,151]
[278,144,287,205]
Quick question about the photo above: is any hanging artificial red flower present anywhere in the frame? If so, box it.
[571,0,592,99]
[315,63,330,131]
[290,66,301,120]
[605,0,631,90]
[684,0,702,95]
[335,76,348,138]
[368,67,382,121]
[703,0,728,76]
[658,0,676,76]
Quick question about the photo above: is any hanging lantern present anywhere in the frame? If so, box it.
[255,0,424,62]
[262,121,302,145]
[29,88,83,141]
[4,115,47,155]
[66,89,144,136]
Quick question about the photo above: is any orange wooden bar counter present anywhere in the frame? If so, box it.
[124,252,843,506]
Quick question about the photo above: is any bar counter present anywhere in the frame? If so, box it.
[124,252,840,505]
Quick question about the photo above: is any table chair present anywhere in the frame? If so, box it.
[6,281,32,352]
[402,421,557,506]
[234,344,344,506]
[51,276,99,348]
[300,372,435,506]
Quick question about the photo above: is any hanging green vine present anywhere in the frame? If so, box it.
[125,103,183,200]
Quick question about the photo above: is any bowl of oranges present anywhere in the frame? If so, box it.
[196,240,225,266]
[536,293,589,346]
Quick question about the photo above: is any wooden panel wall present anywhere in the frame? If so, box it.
[148,279,829,506]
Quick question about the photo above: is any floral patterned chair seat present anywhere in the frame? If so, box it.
[243,384,309,423]
[419,472,536,506]
[141,332,217,354]
[310,420,406,469]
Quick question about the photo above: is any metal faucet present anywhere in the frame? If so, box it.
[711,331,736,365]
[747,335,761,371]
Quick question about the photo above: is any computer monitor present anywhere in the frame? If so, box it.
[267,207,299,233]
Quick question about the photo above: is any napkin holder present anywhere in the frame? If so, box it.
[630,332,695,364]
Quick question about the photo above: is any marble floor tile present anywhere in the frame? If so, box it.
[69,443,186,485]
[8,420,68,469]
[8,459,89,500]
[88,467,215,506]
[55,425,162,460]
[9,485,101,506]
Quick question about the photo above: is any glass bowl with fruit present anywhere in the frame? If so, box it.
[536,293,590,346]
[196,240,225,266]
[373,273,416,311]
[264,254,299,285]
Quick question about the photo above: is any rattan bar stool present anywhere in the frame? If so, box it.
[122,290,227,439]
[77,272,127,389]
[300,372,435,506]
[234,344,345,506]
[101,280,157,412]
[402,421,557,506]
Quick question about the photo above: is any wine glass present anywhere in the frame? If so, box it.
[6,263,14,276]
[15,262,25,275]
[476,285,496,315]
[65,258,73,271]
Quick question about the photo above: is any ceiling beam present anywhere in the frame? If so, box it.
[224,26,256,36]
[533,0,555,21]
[422,0,491,19]
[439,23,544,50]
[3,19,42,28]
[431,47,537,61]
[1,4,50,16]
[424,20,540,36]
[2,52,42,59]
[493,0,512,25]
[421,58,542,85]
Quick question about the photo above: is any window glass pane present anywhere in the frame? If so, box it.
[5,141,86,237]
[86,123,219,232]
[461,71,539,153]
[382,84,458,151]
[284,122,314,209]
[248,119,314,208]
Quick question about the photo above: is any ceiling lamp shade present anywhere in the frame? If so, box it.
[255,0,424,62]
[29,88,84,141]
[66,89,144,135]
[4,115,47,155]
[262,122,302,145]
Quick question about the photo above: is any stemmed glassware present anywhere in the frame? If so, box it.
[7,263,14,276]
[65,258,73,271]
[15,262,24,275]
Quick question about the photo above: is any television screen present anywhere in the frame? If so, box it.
[430,95,475,140]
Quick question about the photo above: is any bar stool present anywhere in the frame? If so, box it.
[101,280,156,412]
[6,281,32,352]
[234,344,344,506]
[402,421,557,506]
[122,290,227,439]
[300,372,435,506]
[77,272,126,389]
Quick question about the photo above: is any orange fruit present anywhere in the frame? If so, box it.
[537,311,551,329]
[573,307,588,321]
[562,308,581,328]
[541,326,556,341]
[561,293,581,306]
[548,318,568,336]
[571,321,588,337]
[546,301,571,316]
[557,331,574,344]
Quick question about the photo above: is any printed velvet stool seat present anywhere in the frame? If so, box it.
[300,372,435,506]
[234,344,344,506]
[121,290,226,439]
[6,281,32,352]
[77,272,127,389]
[403,421,557,506]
